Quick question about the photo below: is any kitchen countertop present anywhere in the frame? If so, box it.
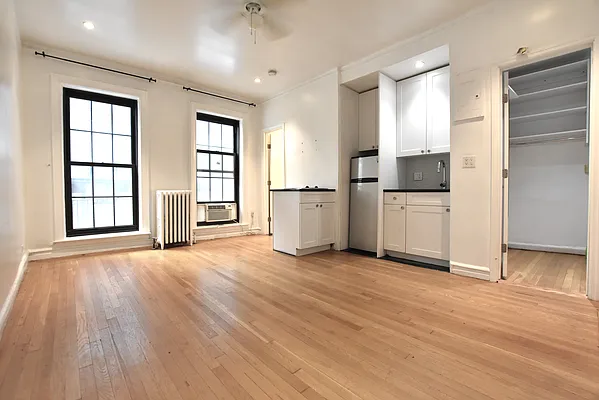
[270,188,336,192]
[384,189,450,193]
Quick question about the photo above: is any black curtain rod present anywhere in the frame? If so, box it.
[35,51,157,83]
[183,86,257,107]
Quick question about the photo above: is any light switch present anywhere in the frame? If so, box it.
[462,156,476,169]
[413,172,423,181]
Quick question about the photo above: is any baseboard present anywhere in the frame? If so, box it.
[450,261,491,281]
[194,225,262,242]
[0,251,29,339]
[508,242,586,255]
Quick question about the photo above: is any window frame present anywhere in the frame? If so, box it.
[63,87,140,237]
[196,112,240,224]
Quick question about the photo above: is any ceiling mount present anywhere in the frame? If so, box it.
[245,2,263,14]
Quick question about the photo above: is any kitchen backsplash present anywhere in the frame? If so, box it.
[401,153,451,190]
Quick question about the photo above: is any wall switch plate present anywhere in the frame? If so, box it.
[462,156,476,169]
[413,172,423,181]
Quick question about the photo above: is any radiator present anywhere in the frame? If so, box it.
[156,190,192,249]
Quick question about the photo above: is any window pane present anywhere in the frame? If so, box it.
[70,130,92,162]
[115,197,133,226]
[223,172,234,179]
[94,198,114,227]
[70,98,91,131]
[71,166,92,197]
[196,121,209,150]
[112,105,131,135]
[72,198,93,229]
[222,125,234,153]
[197,178,210,202]
[223,155,234,171]
[210,178,222,202]
[92,133,113,163]
[210,154,222,171]
[93,167,113,196]
[209,123,221,151]
[114,168,132,196]
[113,135,131,164]
[92,101,112,133]
[197,171,209,178]
[223,179,234,202]
[197,152,209,170]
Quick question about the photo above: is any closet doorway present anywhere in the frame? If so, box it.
[502,49,591,295]
[264,126,285,235]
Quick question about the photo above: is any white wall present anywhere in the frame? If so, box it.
[341,0,599,280]
[509,141,589,252]
[337,85,359,250]
[20,45,263,251]
[0,0,26,330]
[260,71,340,190]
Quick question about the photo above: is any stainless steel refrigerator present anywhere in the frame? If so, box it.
[349,156,378,253]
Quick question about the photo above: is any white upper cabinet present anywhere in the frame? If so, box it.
[397,66,450,157]
[359,89,379,151]
[397,75,427,156]
[426,67,451,154]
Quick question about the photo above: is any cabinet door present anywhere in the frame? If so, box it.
[359,89,378,151]
[318,203,336,246]
[299,204,319,249]
[426,67,451,154]
[406,206,450,260]
[384,205,406,253]
[397,75,427,157]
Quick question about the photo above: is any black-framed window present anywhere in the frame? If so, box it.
[196,112,239,207]
[63,88,139,237]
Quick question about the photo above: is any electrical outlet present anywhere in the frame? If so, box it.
[413,172,423,181]
[462,156,476,169]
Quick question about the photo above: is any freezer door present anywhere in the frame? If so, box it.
[351,156,378,180]
[349,182,378,253]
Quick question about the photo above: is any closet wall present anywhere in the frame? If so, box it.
[508,50,590,254]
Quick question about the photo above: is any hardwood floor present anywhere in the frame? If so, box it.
[1,235,598,400]
[506,249,587,295]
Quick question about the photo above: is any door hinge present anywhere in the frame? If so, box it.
[267,144,271,149]
[502,169,508,179]
[502,243,508,253]
[503,93,508,104]
[267,180,272,186]
[268,217,271,222]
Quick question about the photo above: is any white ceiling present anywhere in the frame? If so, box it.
[16,0,489,102]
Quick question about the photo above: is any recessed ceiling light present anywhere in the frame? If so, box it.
[254,77,262,83]
[83,21,95,30]
[415,60,425,69]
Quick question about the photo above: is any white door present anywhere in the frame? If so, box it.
[359,89,378,151]
[502,71,510,279]
[406,205,450,260]
[397,75,427,157]
[318,203,335,246]
[384,205,406,252]
[299,203,319,249]
[426,66,451,154]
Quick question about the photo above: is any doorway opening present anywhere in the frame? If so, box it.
[501,49,591,295]
[264,126,285,235]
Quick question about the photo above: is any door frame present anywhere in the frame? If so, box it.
[490,37,599,300]
[263,124,286,235]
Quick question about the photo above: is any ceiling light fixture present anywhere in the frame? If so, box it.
[254,77,262,83]
[268,69,277,77]
[415,60,425,69]
[83,21,95,30]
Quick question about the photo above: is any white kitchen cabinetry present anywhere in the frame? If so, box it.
[273,191,336,256]
[406,205,450,260]
[397,66,450,157]
[359,88,379,151]
[384,205,406,253]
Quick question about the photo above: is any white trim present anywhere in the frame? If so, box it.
[262,124,286,233]
[587,37,599,301]
[49,74,151,242]
[0,252,29,339]
[450,261,491,281]
[508,243,586,256]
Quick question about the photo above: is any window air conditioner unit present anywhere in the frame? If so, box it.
[205,203,237,223]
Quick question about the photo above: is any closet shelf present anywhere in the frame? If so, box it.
[510,106,586,122]
[511,81,587,103]
[510,129,587,146]
[509,59,588,83]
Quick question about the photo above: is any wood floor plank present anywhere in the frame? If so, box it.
[0,236,597,400]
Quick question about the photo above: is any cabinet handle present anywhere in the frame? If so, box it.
[372,146,375,149]
[421,150,425,154]
[446,208,450,212]
[401,206,405,210]
[427,150,431,153]
[393,196,397,200]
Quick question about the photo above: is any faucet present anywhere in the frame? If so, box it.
[437,160,447,189]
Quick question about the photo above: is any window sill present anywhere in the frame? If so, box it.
[54,231,152,245]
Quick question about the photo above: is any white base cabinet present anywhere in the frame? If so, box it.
[383,192,450,262]
[274,191,336,256]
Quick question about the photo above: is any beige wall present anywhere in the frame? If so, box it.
[0,0,26,328]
